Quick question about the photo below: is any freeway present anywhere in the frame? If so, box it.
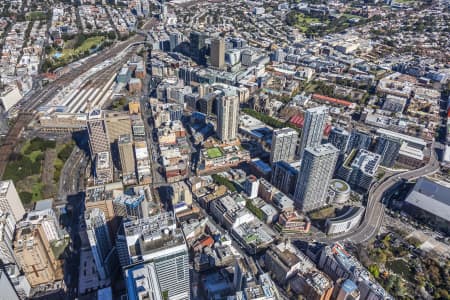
[328,144,441,244]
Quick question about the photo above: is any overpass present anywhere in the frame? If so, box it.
[328,144,440,244]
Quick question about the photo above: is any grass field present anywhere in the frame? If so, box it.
[294,14,322,32]
[52,36,105,61]
[31,180,44,201]
[207,147,223,159]
[386,259,414,281]
[309,206,336,220]
[26,11,47,21]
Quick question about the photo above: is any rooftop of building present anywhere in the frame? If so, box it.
[405,177,450,222]
[233,220,274,248]
[118,134,132,144]
[34,198,53,211]
[0,180,12,197]
[376,128,426,147]
[304,271,333,294]
[251,158,272,174]
[85,182,123,202]
[350,149,381,176]
[114,192,145,206]
[330,126,350,135]
[272,191,294,210]
[88,108,103,119]
[96,151,111,169]
[305,143,339,156]
[306,105,329,114]
[137,227,186,257]
[123,212,186,258]
[342,279,359,294]
[125,264,162,300]
[329,179,351,193]
[326,206,365,224]
[273,127,298,136]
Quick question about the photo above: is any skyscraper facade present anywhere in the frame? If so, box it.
[0,180,25,222]
[271,161,300,196]
[0,268,20,300]
[0,210,17,265]
[85,208,113,280]
[210,38,225,69]
[299,106,328,157]
[217,94,239,143]
[328,126,350,173]
[294,144,339,212]
[375,135,401,167]
[346,129,372,154]
[270,128,298,165]
[169,31,181,52]
[190,31,207,65]
[328,127,350,154]
[244,175,259,199]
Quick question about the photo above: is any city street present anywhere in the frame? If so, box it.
[140,69,167,186]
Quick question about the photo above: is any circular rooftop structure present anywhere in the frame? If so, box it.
[329,179,351,204]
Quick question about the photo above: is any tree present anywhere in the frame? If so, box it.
[286,11,298,26]
[369,264,380,278]
[375,250,387,264]
[107,31,116,40]
[212,174,236,192]
[19,192,33,204]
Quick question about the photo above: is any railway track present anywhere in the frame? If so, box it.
[0,33,144,179]
[21,34,145,113]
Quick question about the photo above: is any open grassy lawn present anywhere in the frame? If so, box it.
[309,206,336,220]
[294,14,322,32]
[386,259,414,282]
[78,36,105,52]
[31,180,44,201]
[20,140,44,162]
[52,36,105,62]
[297,14,320,24]
[27,150,43,162]
[16,175,43,204]
[26,11,47,21]
[207,147,223,159]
